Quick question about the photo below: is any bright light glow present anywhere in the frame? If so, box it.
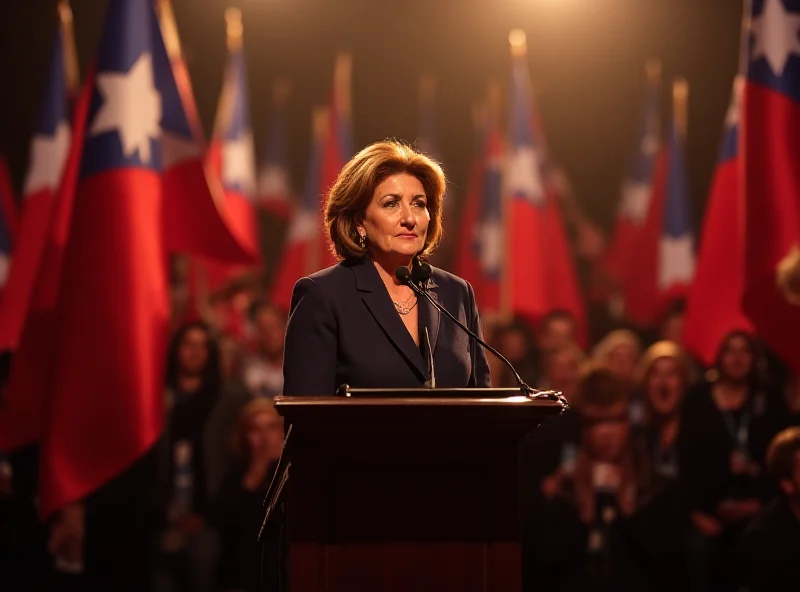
[508,28,527,48]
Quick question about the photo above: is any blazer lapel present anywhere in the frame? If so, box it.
[351,257,428,378]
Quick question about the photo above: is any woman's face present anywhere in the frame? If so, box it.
[177,327,209,376]
[719,335,755,383]
[606,343,638,383]
[359,173,430,261]
[245,410,284,462]
[646,357,684,417]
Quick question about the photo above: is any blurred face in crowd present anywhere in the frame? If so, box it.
[538,316,576,352]
[719,334,755,384]
[178,327,209,376]
[546,348,582,399]
[218,334,241,380]
[646,356,685,418]
[606,343,638,383]
[582,400,630,464]
[255,306,287,360]
[359,173,430,263]
[660,312,684,345]
[246,409,284,462]
[500,328,531,364]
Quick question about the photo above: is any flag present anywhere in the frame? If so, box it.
[258,80,293,219]
[504,32,586,339]
[604,60,663,301]
[38,0,197,516]
[0,156,16,290]
[318,53,353,269]
[156,0,257,265]
[684,77,753,366]
[269,108,327,310]
[741,0,800,371]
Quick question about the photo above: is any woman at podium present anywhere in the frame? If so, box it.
[283,140,491,395]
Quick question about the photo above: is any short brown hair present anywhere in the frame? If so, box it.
[229,398,282,459]
[575,366,631,410]
[324,139,446,260]
[766,427,800,483]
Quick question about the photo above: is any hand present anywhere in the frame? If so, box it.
[177,513,205,536]
[48,503,85,564]
[691,511,722,537]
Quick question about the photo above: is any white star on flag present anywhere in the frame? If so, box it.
[619,180,652,225]
[477,220,503,274]
[287,209,318,242]
[23,122,71,195]
[90,53,162,163]
[222,132,256,196]
[750,0,800,77]
[505,146,544,205]
[258,164,289,198]
[725,76,745,128]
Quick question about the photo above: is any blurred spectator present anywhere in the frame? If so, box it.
[241,301,287,398]
[213,398,285,592]
[536,309,579,354]
[155,321,248,592]
[657,300,686,346]
[492,317,539,387]
[738,427,800,592]
[679,331,789,592]
[592,329,642,385]
[538,342,585,402]
[524,368,654,591]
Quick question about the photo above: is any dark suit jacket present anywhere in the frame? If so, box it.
[283,256,492,395]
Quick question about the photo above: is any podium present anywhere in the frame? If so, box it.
[271,389,564,592]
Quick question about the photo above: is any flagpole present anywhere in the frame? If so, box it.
[57,0,80,98]
[673,78,689,142]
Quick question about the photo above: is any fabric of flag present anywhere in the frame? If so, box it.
[741,0,800,371]
[473,124,504,313]
[319,55,353,270]
[605,71,662,294]
[269,123,325,310]
[684,77,753,366]
[257,92,292,219]
[0,156,16,290]
[37,0,188,517]
[157,0,257,265]
[505,53,586,339]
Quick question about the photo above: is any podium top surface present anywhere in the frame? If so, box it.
[274,394,563,408]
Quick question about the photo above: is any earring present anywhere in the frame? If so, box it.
[358,230,366,249]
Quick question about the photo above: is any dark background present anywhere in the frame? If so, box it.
[0,0,742,233]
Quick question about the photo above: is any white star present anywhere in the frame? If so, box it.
[222,132,256,196]
[287,209,318,242]
[750,0,800,77]
[23,122,71,195]
[658,234,695,288]
[505,146,544,205]
[619,180,652,225]
[90,53,162,163]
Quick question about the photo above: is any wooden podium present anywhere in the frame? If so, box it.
[270,389,563,592]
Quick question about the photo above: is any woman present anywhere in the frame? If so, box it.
[213,399,285,592]
[678,331,788,592]
[283,140,491,395]
[591,329,642,386]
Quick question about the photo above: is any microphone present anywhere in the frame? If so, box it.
[395,264,565,403]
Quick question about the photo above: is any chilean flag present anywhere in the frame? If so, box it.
[208,35,260,266]
[741,0,800,371]
[453,106,488,293]
[38,0,189,516]
[473,122,504,314]
[269,111,325,310]
[156,0,257,265]
[684,77,753,366]
[319,54,354,269]
[605,65,662,301]
[258,83,293,219]
[0,26,73,353]
[505,50,586,338]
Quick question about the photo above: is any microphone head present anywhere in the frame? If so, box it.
[394,266,412,283]
[412,261,432,284]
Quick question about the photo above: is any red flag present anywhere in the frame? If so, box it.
[38,0,196,516]
[740,0,800,371]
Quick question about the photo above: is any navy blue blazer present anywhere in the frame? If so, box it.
[282,256,492,395]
